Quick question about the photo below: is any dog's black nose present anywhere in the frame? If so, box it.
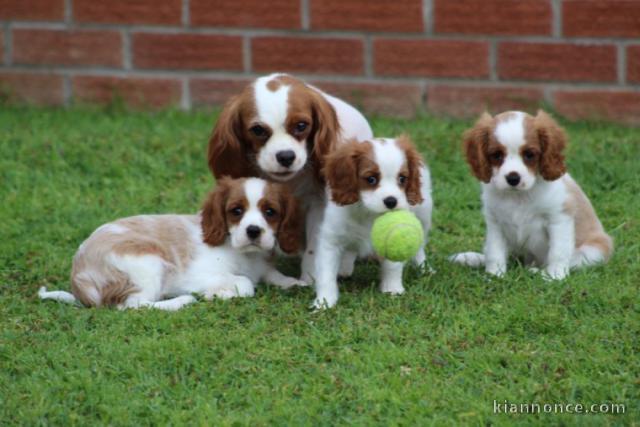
[246,225,262,240]
[383,197,398,209]
[506,172,521,187]
[276,150,296,167]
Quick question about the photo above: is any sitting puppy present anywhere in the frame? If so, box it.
[207,73,373,284]
[39,178,305,311]
[312,136,433,309]
[451,110,613,280]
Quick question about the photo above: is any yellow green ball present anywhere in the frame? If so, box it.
[371,210,424,262]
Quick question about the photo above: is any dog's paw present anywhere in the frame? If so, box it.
[380,281,405,295]
[486,263,506,278]
[280,276,310,289]
[542,264,569,281]
[311,295,337,311]
[233,277,255,297]
[381,286,405,296]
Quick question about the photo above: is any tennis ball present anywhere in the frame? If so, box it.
[371,210,424,262]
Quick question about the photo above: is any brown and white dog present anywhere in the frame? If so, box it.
[450,110,613,280]
[39,178,306,311]
[313,136,433,309]
[207,73,373,282]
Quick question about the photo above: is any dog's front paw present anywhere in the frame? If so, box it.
[380,281,405,295]
[486,263,506,277]
[281,276,310,289]
[543,264,569,281]
[311,294,337,310]
[300,271,314,285]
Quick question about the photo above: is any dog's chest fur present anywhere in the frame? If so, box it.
[482,180,567,263]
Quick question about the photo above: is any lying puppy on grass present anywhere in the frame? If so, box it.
[39,177,307,311]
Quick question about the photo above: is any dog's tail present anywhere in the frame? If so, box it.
[38,286,80,305]
[449,251,485,268]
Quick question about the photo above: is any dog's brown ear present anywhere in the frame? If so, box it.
[323,141,363,205]
[463,112,494,183]
[276,186,303,254]
[534,110,567,181]
[308,88,340,182]
[396,134,424,205]
[201,178,231,246]
[208,96,253,179]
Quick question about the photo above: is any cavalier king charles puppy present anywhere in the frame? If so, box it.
[312,136,433,309]
[450,110,613,280]
[39,178,306,311]
[207,73,373,283]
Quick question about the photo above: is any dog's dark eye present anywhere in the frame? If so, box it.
[523,150,536,161]
[366,176,378,186]
[264,208,276,217]
[490,151,504,162]
[294,122,308,133]
[398,175,407,185]
[230,207,244,217]
[250,125,267,138]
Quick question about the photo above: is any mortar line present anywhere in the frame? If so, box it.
[551,0,562,37]
[4,24,12,65]
[122,30,132,70]
[243,36,252,74]
[182,0,190,27]
[301,0,310,30]
[423,0,433,34]
[181,77,190,110]
[364,35,373,78]
[617,43,626,85]
[65,0,73,24]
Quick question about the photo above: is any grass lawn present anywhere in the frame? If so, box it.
[1,105,638,425]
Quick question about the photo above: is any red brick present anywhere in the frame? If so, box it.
[563,1,640,37]
[374,39,488,78]
[554,90,640,126]
[498,42,616,83]
[252,37,364,75]
[311,0,423,32]
[191,0,300,28]
[427,85,544,118]
[190,78,252,107]
[0,72,63,105]
[72,76,181,109]
[434,0,551,35]
[0,0,64,21]
[133,33,243,70]
[627,46,640,83]
[74,0,182,25]
[13,29,122,67]
[311,81,424,118]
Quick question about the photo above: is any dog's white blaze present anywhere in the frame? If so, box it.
[373,138,405,178]
[254,74,290,130]
[494,112,526,153]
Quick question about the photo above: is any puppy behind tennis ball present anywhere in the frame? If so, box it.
[371,210,424,262]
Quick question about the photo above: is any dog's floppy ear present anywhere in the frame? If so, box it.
[201,178,231,246]
[275,185,303,254]
[463,112,494,183]
[323,141,363,205]
[396,134,424,205]
[308,88,340,182]
[208,96,253,179]
[534,110,567,181]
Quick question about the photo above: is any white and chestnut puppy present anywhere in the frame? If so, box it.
[451,110,613,280]
[39,178,306,311]
[312,136,433,309]
[207,73,373,283]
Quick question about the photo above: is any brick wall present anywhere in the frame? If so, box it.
[1,0,640,125]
